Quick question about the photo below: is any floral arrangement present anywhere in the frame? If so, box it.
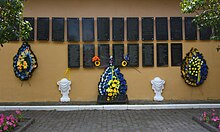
[13,42,38,81]
[200,109,220,130]
[181,48,208,87]
[121,54,129,67]
[0,110,23,132]
[98,56,127,101]
[92,56,101,67]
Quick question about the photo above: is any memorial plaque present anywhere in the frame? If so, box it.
[127,17,139,41]
[97,18,110,41]
[113,44,124,67]
[83,44,95,68]
[68,44,80,68]
[157,43,168,67]
[185,17,197,40]
[127,44,139,67]
[67,18,80,42]
[112,18,124,41]
[142,17,154,40]
[142,43,154,67]
[52,17,64,41]
[156,17,168,40]
[82,18,94,42]
[24,17,35,41]
[171,43,182,66]
[200,27,212,40]
[170,17,183,40]
[37,17,49,40]
[98,44,110,67]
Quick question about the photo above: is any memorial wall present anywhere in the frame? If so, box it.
[0,0,219,102]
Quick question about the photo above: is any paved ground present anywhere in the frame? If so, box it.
[1,108,217,132]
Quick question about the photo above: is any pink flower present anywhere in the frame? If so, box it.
[0,118,4,124]
[6,121,13,126]
[15,110,21,115]
[3,125,8,131]
[0,130,2,132]
[6,116,10,121]
[203,112,206,117]
[212,116,220,122]
[212,112,215,116]
[203,112,207,121]
[218,123,220,130]
[13,123,16,127]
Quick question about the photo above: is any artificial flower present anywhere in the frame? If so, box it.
[13,42,38,81]
[92,56,100,62]
[121,60,127,67]
[98,60,127,101]
[181,48,208,87]
[94,60,101,67]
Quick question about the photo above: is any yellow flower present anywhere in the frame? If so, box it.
[113,89,117,93]
[18,64,22,70]
[112,76,116,80]
[122,60,127,67]
[113,80,119,84]
[108,80,113,85]
[23,61,28,69]
[108,93,112,97]
[21,52,25,56]
[106,88,110,92]
[17,61,21,66]
[112,83,117,88]
[94,61,101,67]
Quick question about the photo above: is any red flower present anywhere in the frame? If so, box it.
[92,56,100,62]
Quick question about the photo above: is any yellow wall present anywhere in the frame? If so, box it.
[0,0,219,102]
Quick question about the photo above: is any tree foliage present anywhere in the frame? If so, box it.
[180,0,220,40]
[0,0,32,47]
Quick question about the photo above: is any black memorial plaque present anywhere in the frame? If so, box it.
[52,17,64,41]
[142,43,154,67]
[82,18,94,42]
[185,17,197,40]
[157,43,168,67]
[200,27,212,40]
[156,17,168,40]
[67,18,80,42]
[113,44,124,67]
[24,17,35,41]
[170,17,183,40]
[97,18,110,41]
[127,17,139,41]
[127,44,139,67]
[68,44,80,68]
[98,44,110,67]
[112,18,124,41]
[142,17,154,40]
[83,44,95,68]
[171,43,182,66]
[37,17,49,40]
